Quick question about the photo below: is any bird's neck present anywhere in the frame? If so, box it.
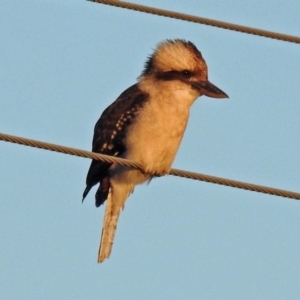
[138,77,200,108]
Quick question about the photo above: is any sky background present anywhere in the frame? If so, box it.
[1,0,300,299]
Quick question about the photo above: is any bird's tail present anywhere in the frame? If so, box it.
[97,181,134,263]
[98,188,121,263]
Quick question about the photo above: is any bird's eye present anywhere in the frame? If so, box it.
[181,70,192,78]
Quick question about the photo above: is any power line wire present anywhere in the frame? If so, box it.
[1,132,300,201]
[88,0,300,44]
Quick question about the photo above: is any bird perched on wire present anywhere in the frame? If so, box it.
[83,39,228,263]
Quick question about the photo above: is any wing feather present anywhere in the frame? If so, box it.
[83,84,149,206]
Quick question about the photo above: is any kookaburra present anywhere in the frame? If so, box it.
[83,39,228,263]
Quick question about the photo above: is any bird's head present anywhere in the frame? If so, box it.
[140,39,228,99]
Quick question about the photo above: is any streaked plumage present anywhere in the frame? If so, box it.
[83,39,228,263]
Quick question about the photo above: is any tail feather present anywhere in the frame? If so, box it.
[98,188,121,263]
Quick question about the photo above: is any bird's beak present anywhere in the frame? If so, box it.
[191,80,228,99]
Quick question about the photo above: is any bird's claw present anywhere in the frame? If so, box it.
[141,168,169,177]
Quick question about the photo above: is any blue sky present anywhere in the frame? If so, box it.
[1,0,300,299]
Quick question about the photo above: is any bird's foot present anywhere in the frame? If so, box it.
[141,168,170,177]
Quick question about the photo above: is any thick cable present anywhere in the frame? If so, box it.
[88,0,300,44]
[1,132,300,200]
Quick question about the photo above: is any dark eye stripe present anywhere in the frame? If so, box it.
[156,70,194,81]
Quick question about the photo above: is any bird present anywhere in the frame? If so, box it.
[82,39,228,263]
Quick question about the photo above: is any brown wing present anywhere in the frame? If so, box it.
[82,84,149,207]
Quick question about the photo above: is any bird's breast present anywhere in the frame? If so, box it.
[124,93,191,174]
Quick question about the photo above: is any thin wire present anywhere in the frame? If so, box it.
[1,132,300,201]
[88,0,300,44]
